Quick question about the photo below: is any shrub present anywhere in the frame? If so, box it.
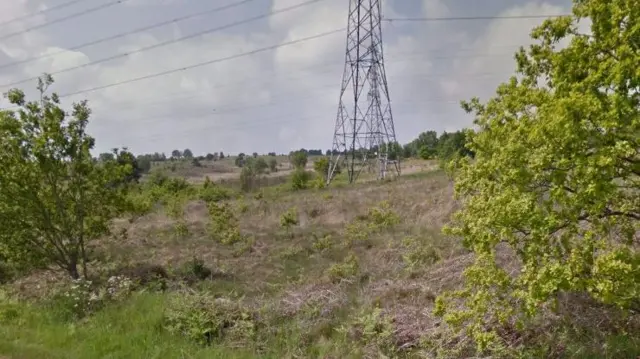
[176,257,213,284]
[290,150,308,169]
[291,169,311,190]
[280,207,299,230]
[313,157,330,179]
[327,253,359,283]
[199,177,232,203]
[268,158,278,172]
[207,202,243,245]
[401,236,441,270]
[164,292,257,346]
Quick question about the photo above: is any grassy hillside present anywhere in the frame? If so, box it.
[1,162,637,359]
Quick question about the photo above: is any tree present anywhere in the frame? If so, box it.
[267,152,276,157]
[183,149,193,159]
[219,152,225,159]
[205,153,215,161]
[98,152,115,162]
[252,152,258,158]
[436,2,640,352]
[171,149,182,159]
[235,153,246,167]
[253,157,268,174]
[0,75,133,279]
[290,150,308,169]
[269,158,278,172]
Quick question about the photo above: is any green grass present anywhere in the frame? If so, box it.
[0,294,258,359]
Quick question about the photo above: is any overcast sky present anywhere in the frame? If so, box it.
[0,0,572,156]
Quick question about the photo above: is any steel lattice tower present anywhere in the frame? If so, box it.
[327,0,400,184]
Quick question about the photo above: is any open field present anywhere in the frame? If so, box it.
[1,160,637,359]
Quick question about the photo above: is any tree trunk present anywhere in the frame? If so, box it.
[67,254,80,279]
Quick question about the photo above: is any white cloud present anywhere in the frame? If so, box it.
[0,0,575,155]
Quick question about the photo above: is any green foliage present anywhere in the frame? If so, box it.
[238,157,268,192]
[312,234,334,252]
[290,150,308,169]
[401,236,441,270]
[280,207,299,229]
[313,156,330,179]
[47,276,133,321]
[0,75,133,279]
[268,158,278,172]
[327,253,359,282]
[366,200,401,228]
[199,177,232,203]
[253,157,268,174]
[164,292,256,346]
[182,149,194,159]
[291,169,311,190]
[437,1,640,353]
[339,306,395,354]
[176,257,213,283]
[207,202,243,245]
[344,201,401,247]
[239,166,256,192]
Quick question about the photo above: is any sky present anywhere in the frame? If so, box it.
[0,0,573,156]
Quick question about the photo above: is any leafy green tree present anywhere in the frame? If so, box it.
[436,2,640,352]
[269,158,278,172]
[205,153,215,161]
[171,149,181,159]
[182,149,193,159]
[0,75,133,279]
[219,152,225,159]
[98,152,115,162]
[290,150,308,169]
[436,130,475,165]
[253,157,268,174]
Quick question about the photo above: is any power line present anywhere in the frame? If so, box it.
[58,28,345,99]
[383,14,570,22]
[0,0,89,28]
[0,0,259,71]
[89,49,520,115]
[0,0,127,42]
[1,0,328,88]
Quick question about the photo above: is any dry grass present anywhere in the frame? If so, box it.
[5,162,639,358]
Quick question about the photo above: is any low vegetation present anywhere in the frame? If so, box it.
[0,1,638,358]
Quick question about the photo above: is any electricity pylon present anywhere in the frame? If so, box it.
[327,0,400,184]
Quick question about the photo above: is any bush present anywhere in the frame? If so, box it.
[268,158,278,172]
[176,257,213,284]
[280,207,299,230]
[290,151,308,169]
[291,169,311,190]
[313,157,330,179]
[199,177,232,203]
[207,202,243,245]
[164,292,257,346]
[327,254,359,283]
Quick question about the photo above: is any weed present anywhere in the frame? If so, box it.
[339,306,395,354]
[401,236,441,270]
[312,234,334,252]
[164,292,257,346]
[327,254,359,283]
[173,221,189,239]
[280,207,299,230]
[177,257,213,283]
